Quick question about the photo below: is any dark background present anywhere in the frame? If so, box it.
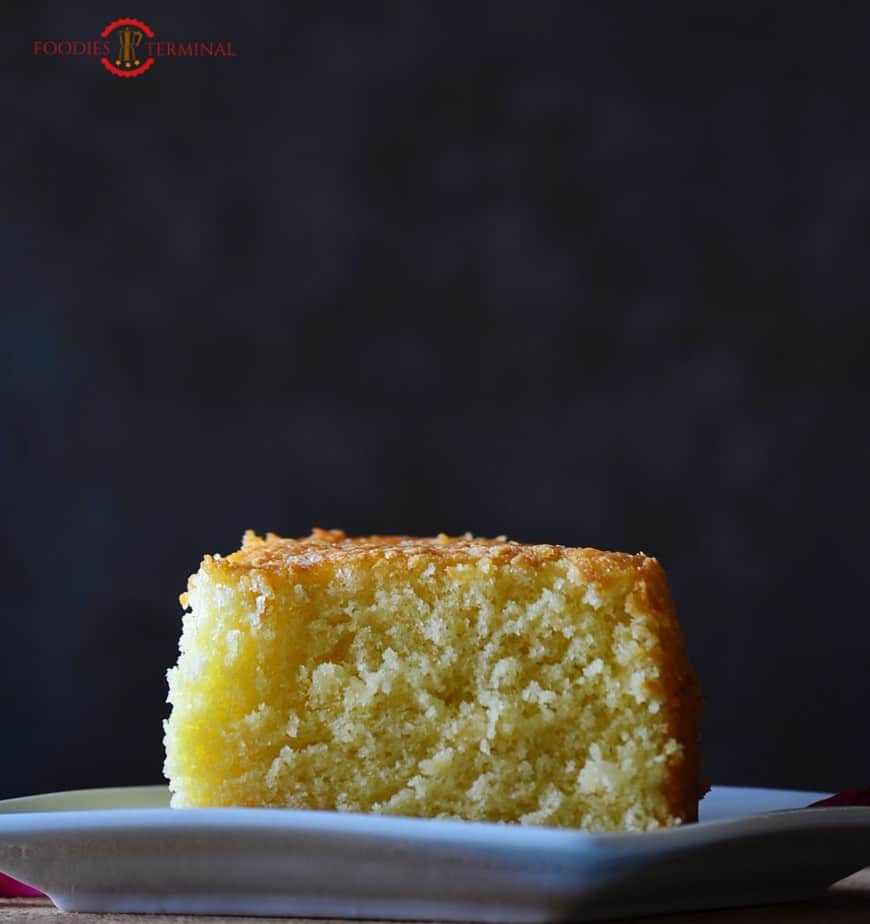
[2,3,868,800]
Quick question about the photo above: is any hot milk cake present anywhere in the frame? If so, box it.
[164,530,703,830]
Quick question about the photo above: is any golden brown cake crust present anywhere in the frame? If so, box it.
[215,528,661,587]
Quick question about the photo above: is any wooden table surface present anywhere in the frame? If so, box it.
[2,868,869,924]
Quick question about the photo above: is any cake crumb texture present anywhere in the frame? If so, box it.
[164,529,703,831]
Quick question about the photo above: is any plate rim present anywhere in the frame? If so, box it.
[3,783,867,853]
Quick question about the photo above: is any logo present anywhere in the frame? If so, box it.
[102,18,154,77]
[33,18,237,78]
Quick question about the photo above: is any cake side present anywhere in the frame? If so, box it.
[164,530,703,830]
[620,555,704,822]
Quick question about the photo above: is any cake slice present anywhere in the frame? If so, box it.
[164,530,703,830]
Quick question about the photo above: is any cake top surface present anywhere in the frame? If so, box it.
[206,529,658,590]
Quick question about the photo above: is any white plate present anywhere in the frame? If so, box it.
[1,785,869,922]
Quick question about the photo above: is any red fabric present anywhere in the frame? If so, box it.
[0,871,42,898]
[809,789,870,807]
